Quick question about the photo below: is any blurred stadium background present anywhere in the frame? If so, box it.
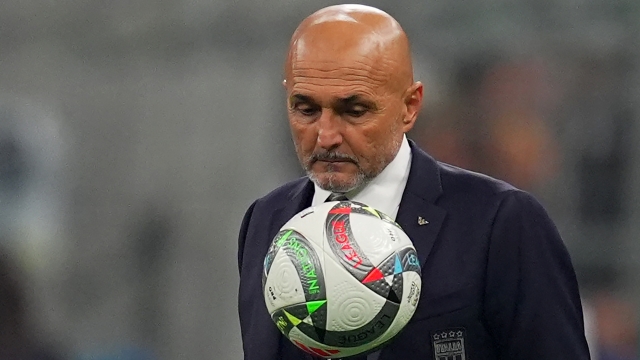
[0,0,637,359]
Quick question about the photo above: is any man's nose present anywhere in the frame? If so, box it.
[316,109,342,150]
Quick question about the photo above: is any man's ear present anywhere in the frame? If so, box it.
[402,81,423,132]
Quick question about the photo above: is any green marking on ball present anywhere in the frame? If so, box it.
[306,300,326,315]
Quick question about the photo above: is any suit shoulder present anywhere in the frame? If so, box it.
[435,162,552,231]
[254,177,309,206]
[437,162,523,200]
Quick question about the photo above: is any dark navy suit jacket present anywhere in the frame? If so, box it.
[238,141,590,359]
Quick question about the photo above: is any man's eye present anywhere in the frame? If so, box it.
[294,105,318,116]
[345,106,367,118]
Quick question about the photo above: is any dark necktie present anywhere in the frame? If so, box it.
[326,193,349,202]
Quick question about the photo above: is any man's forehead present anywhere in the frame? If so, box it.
[288,82,380,104]
[289,93,372,105]
[288,50,396,88]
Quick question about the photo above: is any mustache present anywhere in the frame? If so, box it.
[309,151,358,164]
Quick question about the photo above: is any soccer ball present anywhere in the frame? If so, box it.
[262,201,422,358]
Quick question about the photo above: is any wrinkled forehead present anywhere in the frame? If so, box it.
[289,57,394,95]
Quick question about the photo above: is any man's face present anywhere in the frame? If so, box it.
[286,53,407,193]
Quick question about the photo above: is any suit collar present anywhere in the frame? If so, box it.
[287,176,315,205]
[404,139,443,203]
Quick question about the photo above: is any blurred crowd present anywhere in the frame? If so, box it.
[413,55,560,191]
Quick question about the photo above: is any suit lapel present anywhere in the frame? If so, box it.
[396,141,447,269]
[269,178,315,238]
[396,193,446,268]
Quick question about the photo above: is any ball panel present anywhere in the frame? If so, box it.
[360,252,403,302]
[328,280,382,330]
[400,271,422,315]
[374,272,422,349]
[324,204,374,282]
[348,214,408,265]
[322,299,400,348]
[399,247,421,274]
[287,327,349,359]
[264,229,328,313]
[263,248,306,313]
[287,321,393,359]
[271,309,296,337]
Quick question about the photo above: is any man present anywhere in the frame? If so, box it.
[237,4,590,360]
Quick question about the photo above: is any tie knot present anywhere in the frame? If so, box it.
[326,193,348,202]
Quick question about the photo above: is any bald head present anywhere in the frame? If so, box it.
[285,4,414,93]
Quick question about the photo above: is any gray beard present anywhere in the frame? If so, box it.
[298,126,403,194]
[307,169,370,193]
